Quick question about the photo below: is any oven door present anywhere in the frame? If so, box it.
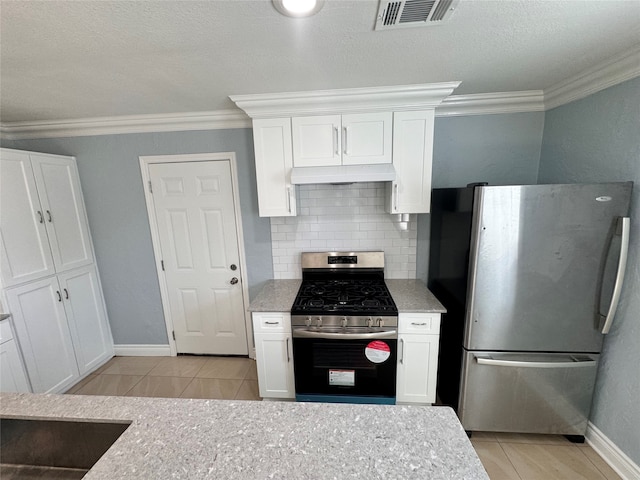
[292,328,397,404]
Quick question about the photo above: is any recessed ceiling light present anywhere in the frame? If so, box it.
[273,0,325,18]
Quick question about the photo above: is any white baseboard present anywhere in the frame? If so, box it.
[586,421,640,480]
[113,344,172,357]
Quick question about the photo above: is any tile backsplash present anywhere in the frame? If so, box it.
[270,182,417,279]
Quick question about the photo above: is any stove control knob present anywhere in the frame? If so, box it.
[367,317,373,328]
[377,317,384,327]
[316,317,323,327]
[341,317,348,328]
[305,317,312,327]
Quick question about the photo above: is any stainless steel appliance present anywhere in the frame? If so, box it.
[291,251,398,404]
[429,182,632,437]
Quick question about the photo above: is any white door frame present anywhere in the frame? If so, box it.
[139,152,253,358]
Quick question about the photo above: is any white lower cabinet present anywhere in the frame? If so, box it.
[0,319,31,392]
[252,312,295,399]
[396,313,441,404]
[4,266,113,393]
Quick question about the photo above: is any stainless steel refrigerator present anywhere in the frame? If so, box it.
[428,182,632,437]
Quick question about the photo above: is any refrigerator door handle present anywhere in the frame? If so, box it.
[600,216,630,334]
[475,355,597,369]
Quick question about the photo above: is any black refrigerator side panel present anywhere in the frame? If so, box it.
[428,187,475,409]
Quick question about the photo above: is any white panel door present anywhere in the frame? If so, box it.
[0,149,55,287]
[396,333,439,404]
[5,277,80,393]
[341,112,393,165]
[254,332,294,399]
[149,161,248,355]
[292,115,342,167]
[58,266,113,375]
[30,154,94,272]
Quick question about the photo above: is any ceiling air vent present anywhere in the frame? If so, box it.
[375,0,460,30]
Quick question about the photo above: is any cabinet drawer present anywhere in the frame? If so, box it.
[0,319,14,344]
[398,313,440,334]
[252,312,291,334]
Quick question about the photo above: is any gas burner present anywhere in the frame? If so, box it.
[362,299,380,307]
[311,288,326,295]
[308,298,324,307]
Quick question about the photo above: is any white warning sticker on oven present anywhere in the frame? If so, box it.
[329,369,355,386]
[365,341,391,364]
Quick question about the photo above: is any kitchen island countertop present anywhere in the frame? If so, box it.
[248,279,445,314]
[0,392,487,479]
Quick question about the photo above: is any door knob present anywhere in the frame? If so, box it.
[230,277,239,285]
[230,264,237,271]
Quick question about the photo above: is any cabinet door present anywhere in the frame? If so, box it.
[0,149,55,287]
[254,332,294,399]
[58,266,113,375]
[30,153,94,272]
[0,338,32,393]
[396,333,439,404]
[292,115,342,167]
[5,277,80,393]
[387,110,435,214]
[253,118,297,217]
[341,112,392,165]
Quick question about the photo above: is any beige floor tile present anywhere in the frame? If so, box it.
[234,380,261,401]
[125,376,192,398]
[196,357,251,379]
[471,431,500,442]
[100,356,164,376]
[494,432,573,445]
[147,356,208,378]
[180,378,243,400]
[75,375,144,396]
[91,357,117,374]
[64,374,98,394]
[501,443,607,480]
[472,441,522,480]
[578,447,623,480]
[244,360,258,380]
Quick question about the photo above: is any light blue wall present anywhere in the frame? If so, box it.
[416,112,545,283]
[538,77,640,464]
[1,130,273,345]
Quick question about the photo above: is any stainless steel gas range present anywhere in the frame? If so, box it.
[291,251,398,405]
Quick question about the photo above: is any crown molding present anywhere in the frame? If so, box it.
[544,45,640,110]
[436,90,544,117]
[0,110,251,140]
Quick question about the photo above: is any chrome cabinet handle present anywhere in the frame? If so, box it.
[333,126,339,155]
[64,288,69,299]
[37,211,44,223]
[56,290,62,302]
[230,277,239,285]
[399,338,404,364]
[600,217,630,334]
[342,126,348,155]
[394,184,399,211]
[286,337,290,362]
[264,321,280,325]
[287,186,292,213]
[411,322,428,326]
[46,210,52,222]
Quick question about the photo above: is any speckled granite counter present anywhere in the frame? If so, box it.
[249,279,445,314]
[248,279,301,311]
[0,393,487,479]
[386,280,446,313]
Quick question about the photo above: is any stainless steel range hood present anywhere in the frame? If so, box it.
[290,164,396,185]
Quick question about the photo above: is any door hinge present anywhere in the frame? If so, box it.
[172,331,176,341]
[161,260,165,271]
[148,180,153,193]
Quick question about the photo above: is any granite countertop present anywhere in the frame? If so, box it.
[248,279,445,314]
[0,393,488,479]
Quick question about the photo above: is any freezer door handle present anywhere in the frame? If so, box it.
[600,216,630,334]
[475,355,597,369]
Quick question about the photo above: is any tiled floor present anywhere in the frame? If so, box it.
[66,356,622,479]
[65,356,260,401]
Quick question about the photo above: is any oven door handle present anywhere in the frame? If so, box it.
[292,329,397,340]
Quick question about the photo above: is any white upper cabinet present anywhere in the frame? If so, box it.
[0,149,56,286]
[0,149,93,287]
[386,110,436,214]
[292,112,392,167]
[252,118,297,217]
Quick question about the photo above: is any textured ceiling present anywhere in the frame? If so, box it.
[1,0,639,123]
